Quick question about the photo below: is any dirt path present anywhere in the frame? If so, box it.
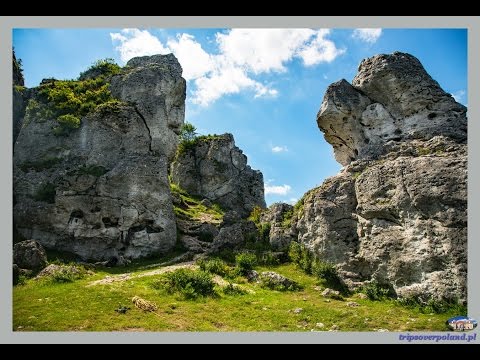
[87,262,197,286]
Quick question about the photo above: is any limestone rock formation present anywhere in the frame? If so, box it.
[13,240,48,271]
[318,52,467,166]
[170,133,266,217]
[296,52,467,303]
[260,203,297,250]
[110,54,186,161]
[13,54,185,261]
[13,50,28,144]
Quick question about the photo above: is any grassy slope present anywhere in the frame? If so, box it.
[13,262,454,332]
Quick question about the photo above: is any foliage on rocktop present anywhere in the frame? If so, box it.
[24,59,123,136]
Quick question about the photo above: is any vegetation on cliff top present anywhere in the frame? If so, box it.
[24,58,123,136]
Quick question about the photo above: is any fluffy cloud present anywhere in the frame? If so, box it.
[111,28,344,106]
[352,28,382,43]
[265,184,291,195]
[110,29,169,62]
[271,145,288,153]
[297,29,345,66]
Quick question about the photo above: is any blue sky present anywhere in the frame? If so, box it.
[13,28,467,206]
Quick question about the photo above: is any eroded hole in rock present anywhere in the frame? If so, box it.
[394,129,402,135]
[91,206,101,213]
[102,217,119,227]
[70,210,84,219]
[364,139,370,144]
[428,112,437,119]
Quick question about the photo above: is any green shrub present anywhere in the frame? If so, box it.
[39,265,89,284]
[281,209,294,228]
[248,206,263,225]
[360,281,393,301]
[288,241,302,264]
[223,283,247,296]
[79,58,121,80]
[197,258,231,277]
[57,114,81,129]
[161,269,216,300]
[235,252,257,275]
[311,260,347,293]
[258,251,286,266]
[258,222,271,243]
[179,122,197,142]
[33,183,56,204]
[397,296,467,315]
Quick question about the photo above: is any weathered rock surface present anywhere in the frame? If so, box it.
[260,203,297,250]
[170,133,266,217]
[13,55,185,261]
[210,220,258,252]
[110,54,186,161]
[13,240,48,271]
[13,50,28,144]
[295,52,467,303]
[317,52,467,166]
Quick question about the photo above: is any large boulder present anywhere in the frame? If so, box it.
[317,52,467,166]
[170,133,266,217]
[295,52,467,303]
[13,54,185,261]
[13,240,48,270]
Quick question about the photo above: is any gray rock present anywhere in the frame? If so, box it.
[110,53,186,161]
[346,301,360,307]
[210,221,258,251]
[260,203,297,250]
[294,52,467,303]
[13,264,19,286]
[293,308,303,314]
[13,54,184,261]
[170,133,266,217]
[321,288,341,298]
[317,52,467,166]
[13,240,48,271]
[245,270,259,282]
[259,271,300,290]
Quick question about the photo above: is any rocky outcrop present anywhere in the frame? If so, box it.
[295,52,467,303]
[13,240,48,271]
[110,54,186,161]
[13,50,28,143]
[260,203,297,250]
[170,133,266,217]
[13,55,185,261]
[317,52,467,166]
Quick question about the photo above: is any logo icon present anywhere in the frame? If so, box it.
[446,316,478,331]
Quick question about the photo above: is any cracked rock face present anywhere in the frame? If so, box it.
[296,52,467,303]
[110,54,186,161]
[317,52,467,166]
[170,133,266,217]
[13,54,184,261]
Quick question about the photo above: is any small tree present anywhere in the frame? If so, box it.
[179,122,197,142]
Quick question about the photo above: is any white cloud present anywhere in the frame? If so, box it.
[111,28,345,106]
[297,29,346,66]
[271,145,288,153]
[265,184,291,195]
[110,29,169,62]
[452,90,466,103]
[167,33,213,81]
[287,198,298,205]
[352,28,382,43]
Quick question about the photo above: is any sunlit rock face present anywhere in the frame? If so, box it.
[13,54,185,261]
[295,52,467,303]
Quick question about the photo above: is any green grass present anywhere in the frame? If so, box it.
[13,262,457,332]
[170,183,224,224]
